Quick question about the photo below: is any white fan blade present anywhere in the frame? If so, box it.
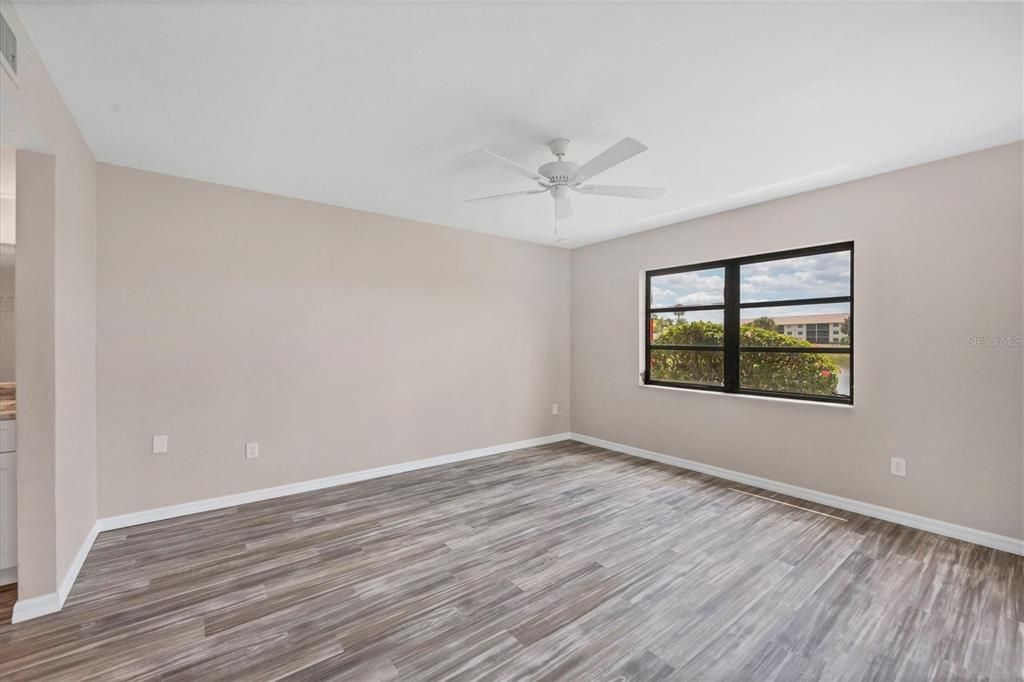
[465,189,547,204]
[482,149,547,182]
[554,194,573,221]
[572,137,648,183]
[574,184,666,200]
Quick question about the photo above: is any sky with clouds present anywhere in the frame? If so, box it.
[651,251,851,322]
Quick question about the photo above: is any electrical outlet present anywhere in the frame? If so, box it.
[245,442,259,460]
[152,435,168,454]
[890,457,906,477]
[552,404,559,415]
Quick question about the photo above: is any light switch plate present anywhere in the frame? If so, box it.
[245,442,259,460]
[153,435,168,454]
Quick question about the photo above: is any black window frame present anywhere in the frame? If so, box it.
[644,241,853,405]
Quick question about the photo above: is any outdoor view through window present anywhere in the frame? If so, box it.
[645,242,853,404]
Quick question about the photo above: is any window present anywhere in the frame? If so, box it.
[644,242,853,404]
[806,323,830,343]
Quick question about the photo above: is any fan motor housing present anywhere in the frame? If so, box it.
[539,160,579,184]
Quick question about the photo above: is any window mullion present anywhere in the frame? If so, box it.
[644,273,652,383]
[723,262,740,392]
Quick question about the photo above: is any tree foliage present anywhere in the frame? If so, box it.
[649,318,840,395]
[839,315,851,345]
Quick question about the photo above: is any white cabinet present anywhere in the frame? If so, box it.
[0,420,15,585]
[0,419,13,453]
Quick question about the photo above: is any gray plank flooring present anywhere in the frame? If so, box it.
[1,440,1021,680]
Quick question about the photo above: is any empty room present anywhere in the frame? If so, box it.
[0,1,1021,680]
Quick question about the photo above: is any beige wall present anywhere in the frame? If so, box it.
[1,147,13,383]
[1,2,98,599]
[12,151,56,598]
[1,245,13,383]
[96,164,571,516]
[571,143,1024,541]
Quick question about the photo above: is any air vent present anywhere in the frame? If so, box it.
[0,11,17,83]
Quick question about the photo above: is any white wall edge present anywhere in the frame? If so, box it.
[570,433,1024,557]
[97,433,572,533]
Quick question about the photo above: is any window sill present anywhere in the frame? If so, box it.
[638,381,854,408]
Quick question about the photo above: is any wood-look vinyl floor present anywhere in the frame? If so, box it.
[0,584,15,627]
[1,440,1021,681]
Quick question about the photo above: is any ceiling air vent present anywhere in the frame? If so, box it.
[0,11,17,84]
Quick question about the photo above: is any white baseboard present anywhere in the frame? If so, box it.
[11,591,61,623]
[570,433,1024,556]
[11,520,100,624]
[97,432,573,532]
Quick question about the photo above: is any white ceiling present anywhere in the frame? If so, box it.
[14,1,1023,247]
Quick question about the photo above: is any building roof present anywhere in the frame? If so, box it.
[741,313,848,325]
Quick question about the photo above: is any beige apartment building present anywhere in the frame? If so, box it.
[745,313,849,344]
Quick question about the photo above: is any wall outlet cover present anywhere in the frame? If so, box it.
[152,435,168,454]
[890,457,907,477]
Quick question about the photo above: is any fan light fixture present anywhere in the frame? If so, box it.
[466,137,666,222]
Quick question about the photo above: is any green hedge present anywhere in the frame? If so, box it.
[650,319,840,395]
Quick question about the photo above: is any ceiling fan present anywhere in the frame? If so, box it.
[466,137,666,221]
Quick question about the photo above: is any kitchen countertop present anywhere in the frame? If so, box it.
[0,383,13,421]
